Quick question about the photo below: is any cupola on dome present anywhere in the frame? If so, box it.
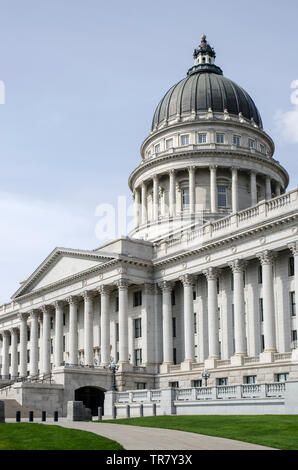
[152,35,263,131]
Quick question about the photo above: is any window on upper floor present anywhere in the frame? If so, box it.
[181,134,189,146]
[259,298,264,322]
[197,133,207,144]
[193,291,196,300]
[260,144,265,154]
[27,328,30,342]
[115,296,119,312]
[292,330,297,348]
[134,318,142,338]
[258,265,263,284]
[275,373,289,383]
[50,317,54,330]
[217,377,228,386]
[216,133,225,144]
[289,256,295,277]
[166,138,173,149]
[133,291,142,307]
[192,379,202,387]
[173,348,177,365]
[261,334,265,351]
[233,135,241,146]
[134,348,142,366]
[155,143,161,154]
[116,323,119,342]
[136,382,146,389]
[194,313,197,334]
[169,381,179,388]
[171,290,176,306]
[290,292,296,317]
[244,375,257,384]
[172,317,176,338]
[217,186,227,208]
[182,188,190,209]
[248,139,255,149]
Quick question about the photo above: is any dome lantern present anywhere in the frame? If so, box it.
[188,34,223,76]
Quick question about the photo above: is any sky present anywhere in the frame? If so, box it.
[0,0,297,304]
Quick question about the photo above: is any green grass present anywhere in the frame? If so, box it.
[0,423,124,450]
[101,415,298,450]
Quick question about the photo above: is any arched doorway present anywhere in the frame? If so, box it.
[74,386,105,416]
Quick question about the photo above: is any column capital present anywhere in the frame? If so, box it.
[153,174,159,182]
[115,279,130,290]
[203,267,219,281]
[229,259,247,273]
[144,283,156,295]
[98,284,113,295]
[82,290,95,301]
[28,309,40,321]
[288,242,298,256]
[158,280,175,292]
[9,327,19,335]
[66,295,79,305]
[41,305,52,315]
[180,274,196,286]
[53,300,65,309]
[168,169,175,176]
[210,165,217,171]
[257,250,276,266]
[1,329,10,337]
[18,312,29,322]
[188,165,196,173]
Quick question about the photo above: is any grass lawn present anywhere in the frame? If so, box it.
[0,423,124,450]
[101,415,298,450]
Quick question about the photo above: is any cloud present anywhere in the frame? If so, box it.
[274,105,298,144]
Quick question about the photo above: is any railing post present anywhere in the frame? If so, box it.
[139,403,144,417]
[125,404,130,418]
[191,388,197,401]
[211,386,217,400]
[112,405,117,420]
[152,403,157,416]
[236,385,242,399]
[260,383,267,398]
[98,407,102,421]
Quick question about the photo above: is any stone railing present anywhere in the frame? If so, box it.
[154,189,298,258]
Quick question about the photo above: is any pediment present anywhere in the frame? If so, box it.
[12,247,116,299]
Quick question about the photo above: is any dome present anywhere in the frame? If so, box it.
[152,36,263,131]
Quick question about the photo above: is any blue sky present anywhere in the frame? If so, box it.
[0,0,297,303]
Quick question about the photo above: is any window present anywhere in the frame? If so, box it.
[172,318,176,338]
[181,134,189,146]
[289,256,295,276]
[115,296,119,312]
[192,379,202,387]
[63,313,66,326]
[217,186,227,207]
[217,377,228,386]
[275,373,289,383]
[231,273,234,291]
[134,318,142,338]
[63,336,66,353]
[243,270,246,287]
[136,382,146,390]
[194,313,197,334]
[171,290,176,306]
[258,265,263,284]
[173,348,177,365]
[194,344,198,360]
[50,339,54,354]
[216,133,224,144]
[290,292,296,317]
[292,330,297,347]
[166,138,173,149]
[193,291,196,301]
[233,135,241,146]
[134,348,142,366]
[248,139,255,149]
[259,298,264,322]
[169,381,179,388]
[27,328,30,341]
[244,375,257,384]
[198,133,207,144]
[260,144,265,154]
[17,352,20,365]
[27,350,30,363]
[182,188,190,208]
[155,144,161,153]
[218,308,221,330]
[217,278,220,294]
[50,317,54,329]
[116,323,119,342]
[261,334,265,352]
[133,291,142,307]
[37,325,40,339]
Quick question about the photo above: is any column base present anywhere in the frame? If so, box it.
[230,354,245,366]
[260,350,276,364]
[118,361,133,373]
[204,358,218,369]
[160,362,173,374]
[180,360,193,371]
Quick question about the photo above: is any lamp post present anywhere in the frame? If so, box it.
[108,359,119,391]
[202,369,210,387]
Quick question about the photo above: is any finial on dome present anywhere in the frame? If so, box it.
[201,34,207,41]
[187,36,223,76]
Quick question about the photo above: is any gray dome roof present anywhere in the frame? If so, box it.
[152,39,263,130]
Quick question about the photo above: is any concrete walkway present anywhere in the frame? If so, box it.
[36,418,274,450]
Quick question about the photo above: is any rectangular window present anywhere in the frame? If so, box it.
[27,329,30,342]
[217,186,227,207]
[173,348,177,365]
[116,323,119,342]
[50,317,54,330]
[17,352,20,365]
[218,308,221,330]
[181,134,189,146]
[231,273,234,291]
[217,278,220,294]
[182,188,190,208]
[217,377,228,386]
[63,336,66,353]
[193,291,196,301]
[50,339,53,354]
[192,379,202,387]
[166,138,173,149]
[172,318,176,338]
[233,135,241,146]
[244,375,257,384]
[259,298,264,322]
[194,344,198,360]
[133,291,142,307]
[248,139,255,149]
[155,143,161,153]
[63,313,66,326]
[136,382,146,390]
[134,348,142,366]
[216,133,224,144]
[169,381,179,388]
[290,292,296,317]
[261,334,265,351]
[260,144,265,154]
[275,373,289,383]
[27,350,30,363]
[194,313,197,334]
[198,133,207,144]
[115,296,119,312]
[292,330,297,345]
[171,290,176,306]
[289,256,295,276]
[9,353,11,367]
[258,265,263,284]
[134,318,142,338]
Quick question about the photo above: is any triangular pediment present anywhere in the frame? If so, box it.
[12,247,116,299]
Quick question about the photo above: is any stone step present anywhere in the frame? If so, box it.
[2,399,53,418]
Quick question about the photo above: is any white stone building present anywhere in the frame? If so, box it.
[0,36,298,415]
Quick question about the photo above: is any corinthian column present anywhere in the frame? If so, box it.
[229,260,247,356]
[53,301,64,368]
[116,279,130,364]
[1,331,10,378]
[180,274,196,362]
[83,291,94,366]
[18,312,29,377]
[210,166,217,213]
[29,310,39,376]
[141,182,147,224]
[231,168,239,213]
[257,251,276,353]
[159,281,174,364]
[289,242,298,337]
[203,268,219,359]
[10,328,18,379]
[41,306,51,375]
[189,167,196,215]
[67,296,78,365]
[169,170,176,217]
[153,176,159,221]
[250,171,257,206]
[134,187,141,228]
[99,285,111,366]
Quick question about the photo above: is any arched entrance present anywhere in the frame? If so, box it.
[75,386,105,416]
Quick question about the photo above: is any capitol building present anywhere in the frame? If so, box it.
[0,36,298,416]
